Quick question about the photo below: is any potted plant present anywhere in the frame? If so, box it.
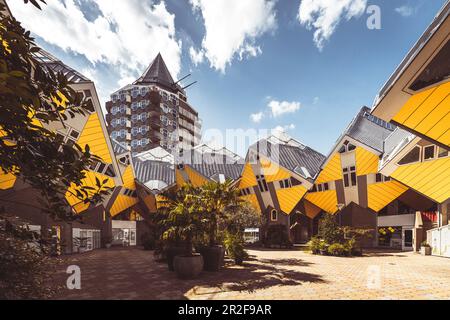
[162,185,205,279]
[420,241,432,256]
[158,190,190,271]
[102,235,112,249]
[164,240,186,271]
[73,236,88,253]
[198,180,240,272]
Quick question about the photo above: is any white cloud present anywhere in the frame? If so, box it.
[8,0,182,85]
[189,46,205,66]
[313,97,320,104]
[268,100,301,117]
[298,0,367,50]
[189,0,277,72]
[395,6,415,17]
[272,124,296,133]
[250,111,265,123]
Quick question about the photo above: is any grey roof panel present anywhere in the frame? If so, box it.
[345,107,396,152]
[133,158,174,186]
[190,163,244,182]
[249,139,326,179]
[111,139,129,155]
[33,49,91,84]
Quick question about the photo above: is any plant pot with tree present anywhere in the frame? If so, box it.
[199,180,241,272]
[102,235,112,249]
[420,241,432,255]
[162,185,205,279]
[73,237,88,253]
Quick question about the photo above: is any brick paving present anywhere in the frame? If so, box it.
[55,247,450,300]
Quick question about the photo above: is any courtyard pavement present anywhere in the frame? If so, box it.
[55,247,450,300]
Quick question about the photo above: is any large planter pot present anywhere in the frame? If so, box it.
[105,243,112,249]
[173,254,204,279]
[199,245,225,272]
[166,246,186,271]
[421,246,432,256]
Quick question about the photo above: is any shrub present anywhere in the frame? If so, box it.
[318,214,344,244]
[223,232,248,265]
[307,236,321,254]
[421,241,430,248]
[318,241,329,253]
[264,224,291,247]
[0,218,61,299]
[328,243,346,256]
[343,238,356,256]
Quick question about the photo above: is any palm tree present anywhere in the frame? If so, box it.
[200,179,243,246]
[160,185,206,256]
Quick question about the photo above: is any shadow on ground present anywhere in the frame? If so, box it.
[185,257,325,296]
[54,247,325,299]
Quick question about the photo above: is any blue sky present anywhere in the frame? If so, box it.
[8,0,447,156]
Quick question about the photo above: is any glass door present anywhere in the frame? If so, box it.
[403,228,413,251]
[130,229,136,246]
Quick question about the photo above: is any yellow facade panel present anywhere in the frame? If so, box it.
[260,157,291,183]
[355,147,379,176]
[426,112,450,146]
[275,185,308,214]
[305,190,338,214]
[175,169,186,188]
[110,194,139,217]
[240,162,257,189]
[414,94,450,134]
[391,157,450,203]
[303,200,322,219]
[77,113,113,163]
[241,194,260,212]
[0,169,16,190]
[402,83,449,129]
[393,82,450,147]
[316,153,342,183]
[108,165,137,217]
[438,130,450,148]
[121,165,135,189]
[392,85,437,123]
[185,166,209,187]
[143,194,157,213]
[367,181,408,212]
[65,170,115,214]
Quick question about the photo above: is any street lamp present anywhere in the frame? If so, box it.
[337,203,345,226]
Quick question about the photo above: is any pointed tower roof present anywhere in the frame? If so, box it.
[134,53,176,88]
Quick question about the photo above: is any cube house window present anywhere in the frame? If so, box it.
[424,145,435,160]
[256,175,269,193]
[271,209,278,221]
[438,147,449,158]
[398,146,421,165]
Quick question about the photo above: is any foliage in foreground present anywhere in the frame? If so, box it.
[0,1,110,221]
[308,214,372,257]
[0,216,60,299]
[0,0,111,300]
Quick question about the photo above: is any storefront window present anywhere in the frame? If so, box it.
[378,227,402,248]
